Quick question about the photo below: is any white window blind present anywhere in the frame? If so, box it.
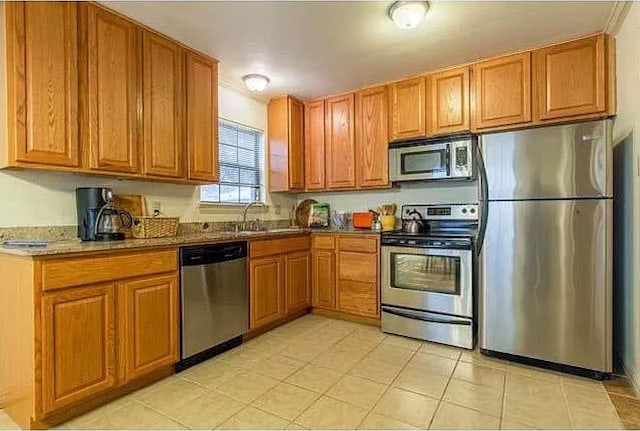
[200,119,264,204]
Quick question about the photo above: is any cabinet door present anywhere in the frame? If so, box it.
[325,94,355,189]
[337,251,379,318]
[142,32,184,178]
[120,274,178,382]
[186,51,218,182]
[6,2,79,167]
[286,251,311,313]
[83,4,139,173]
[311,250,335,309]
[250,256,285,329]
[389,77,426,140]
[356,85,389,188]
[304,100,326,190]
[534,34,606,120]
[267,96,304,192]
[427,67,470,136]
[288,97,305,190]
[41,284,116,414]
[473,53,532,129]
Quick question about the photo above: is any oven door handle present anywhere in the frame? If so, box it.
[382,307,471,326]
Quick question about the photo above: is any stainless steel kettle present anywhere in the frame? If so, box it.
[403,209,424,234]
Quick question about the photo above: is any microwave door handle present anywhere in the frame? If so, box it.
[383,307,471,326]
[445,147,452,176]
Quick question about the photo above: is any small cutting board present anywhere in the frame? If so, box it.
[113,195,147,238]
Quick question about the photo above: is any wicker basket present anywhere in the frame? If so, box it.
[132,216,179,239]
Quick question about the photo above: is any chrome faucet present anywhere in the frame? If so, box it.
[241,201,261,231]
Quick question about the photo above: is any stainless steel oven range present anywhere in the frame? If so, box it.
[381,204,478,349]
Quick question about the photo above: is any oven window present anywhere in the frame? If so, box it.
[391,253,460,295]
[401,149,446,175]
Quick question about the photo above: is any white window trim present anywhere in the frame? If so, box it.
[199,118,266,206]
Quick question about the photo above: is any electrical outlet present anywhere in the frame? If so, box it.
[275,204,281,215]
[151,201,161,214]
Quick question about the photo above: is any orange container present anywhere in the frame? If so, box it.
[352,212,373,229]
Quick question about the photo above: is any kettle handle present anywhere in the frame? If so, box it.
[118,210,133,229]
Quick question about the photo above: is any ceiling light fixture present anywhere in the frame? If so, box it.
[242,74,270,92]
[388,1,430,29]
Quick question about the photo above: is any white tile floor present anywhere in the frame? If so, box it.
[0,314,624,429]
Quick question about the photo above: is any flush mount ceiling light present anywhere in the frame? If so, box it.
[242,74,270,92]
[388,1,430,29]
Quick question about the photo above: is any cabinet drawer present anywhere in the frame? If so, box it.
[312,235,335,250]
[250,235,310,258]
[338,236,378,253]
[338,251,377,282]
[337,280,378,317]
[41,249,178,291]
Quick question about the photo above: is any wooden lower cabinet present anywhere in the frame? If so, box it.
[311,249,336,309]
[336,280,378,317]
[311,234,380,319]
[285,251,311,313]
[249,236,312,331]
[336,248,379,319]
[120,274,179,382]
[250,255,285,329]
[0,249,181,428]
[41,283,117,414]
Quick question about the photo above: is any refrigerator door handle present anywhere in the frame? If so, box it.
[476,139,489,254]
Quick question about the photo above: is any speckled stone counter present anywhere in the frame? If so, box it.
[0,227,382,258]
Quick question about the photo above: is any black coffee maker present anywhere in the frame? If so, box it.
[76,187,133,241]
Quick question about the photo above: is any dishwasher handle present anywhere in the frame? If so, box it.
[180,242,247,267]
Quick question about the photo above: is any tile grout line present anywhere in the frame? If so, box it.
[357,341,423,429]
[288,325,389,428]
[425,352,460,430]
[499,361,507,429]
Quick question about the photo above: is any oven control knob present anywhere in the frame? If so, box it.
[462,208,467,214]
[470,208,476,213]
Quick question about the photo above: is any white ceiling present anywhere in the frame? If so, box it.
[101,1,616,102]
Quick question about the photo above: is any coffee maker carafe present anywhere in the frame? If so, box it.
[76,188,133,241]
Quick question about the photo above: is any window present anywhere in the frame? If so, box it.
[200,119,265,204]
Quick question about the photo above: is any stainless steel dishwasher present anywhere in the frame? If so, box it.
[178,242,248,370]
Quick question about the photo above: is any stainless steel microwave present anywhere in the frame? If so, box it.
[389,136,476,182]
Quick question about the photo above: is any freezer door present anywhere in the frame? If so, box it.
[481,119,612,200]
[480,199,612,372]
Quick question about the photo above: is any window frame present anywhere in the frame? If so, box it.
[199,118,266,206]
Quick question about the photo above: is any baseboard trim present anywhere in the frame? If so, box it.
[615,347,640,397]
[311,308,381,327]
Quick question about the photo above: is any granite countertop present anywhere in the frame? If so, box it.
[0,227,382,258]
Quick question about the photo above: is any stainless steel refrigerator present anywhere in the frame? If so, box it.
[477,119,612,376]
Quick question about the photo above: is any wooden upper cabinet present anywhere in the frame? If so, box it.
[6,2,79,167]
[325,93,356,189]
[472,52,532,130]
[185,51,219,182]
[268,96,304,192]
[41,284,116,414]
[285,250,311,313]
[142,32,184,178]
[534,34,607,121]
[82,4,139,174]
[120,274,178,382]
[356,85,389,188]
[427,66,470,136]
[389,77,426,140]
[304,99,326,190]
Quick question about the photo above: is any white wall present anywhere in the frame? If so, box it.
[300,181,478,214]
[0,85,297,227]
[613,2,640,391]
